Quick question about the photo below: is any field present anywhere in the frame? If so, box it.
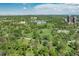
[0,15,78,56]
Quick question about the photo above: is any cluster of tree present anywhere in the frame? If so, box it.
[0,15,78,56]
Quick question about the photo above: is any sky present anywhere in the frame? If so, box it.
[0,3,79,15]
[0,0,79,3]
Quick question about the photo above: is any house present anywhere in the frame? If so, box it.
[31,20,47,24]
[31,16,37,20]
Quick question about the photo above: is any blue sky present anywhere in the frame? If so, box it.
[0,3,79,15]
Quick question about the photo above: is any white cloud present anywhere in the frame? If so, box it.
[2,3,79,15]
[29,4,79,15]
[23,7,27,10]
[34,4,53,10]
[1,0,79,4]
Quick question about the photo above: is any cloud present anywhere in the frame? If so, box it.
[28,4,79,15]
[34,4,53,10]
[23,7,27,10]
[3,3,79,15]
